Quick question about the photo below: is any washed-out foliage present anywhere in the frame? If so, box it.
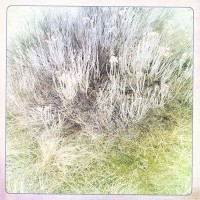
[8,7,192,135]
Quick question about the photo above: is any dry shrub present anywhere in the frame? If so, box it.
[7,7,192,135]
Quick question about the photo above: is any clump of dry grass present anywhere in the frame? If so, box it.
[7,7,192,134]
[6,101,192,194]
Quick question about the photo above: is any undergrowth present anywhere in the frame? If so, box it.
[6,101,192,194]
[6,7,193,194]
[7,7,192,134]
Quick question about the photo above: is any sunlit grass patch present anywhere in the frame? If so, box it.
[6,102,192,194]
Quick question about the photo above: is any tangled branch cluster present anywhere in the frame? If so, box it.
[8,7,192,134]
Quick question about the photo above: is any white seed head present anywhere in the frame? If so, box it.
[164,20,174,31]
[109,56,118,64]
[158,46,171,57]
[108,27,116,33]
[147,32,159,38]
[82,17,91,24]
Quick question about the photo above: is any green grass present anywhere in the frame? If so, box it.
[6,101,192,194]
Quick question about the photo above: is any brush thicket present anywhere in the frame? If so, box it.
[7,7,192,135]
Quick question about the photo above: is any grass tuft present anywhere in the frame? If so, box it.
[6,102,192,194]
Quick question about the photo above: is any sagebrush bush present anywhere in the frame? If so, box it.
[7,7,192,135]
